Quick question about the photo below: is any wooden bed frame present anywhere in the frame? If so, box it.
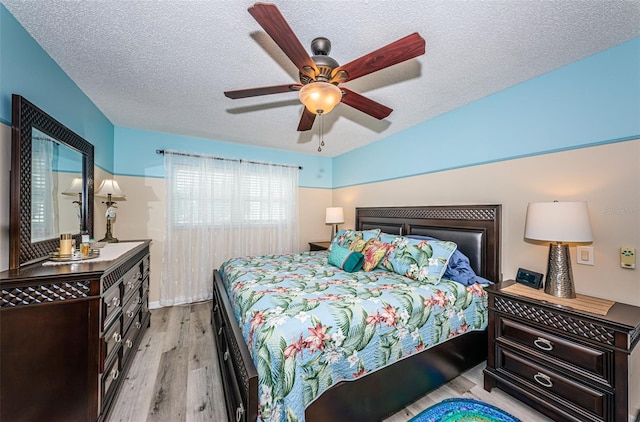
[212,204,502,422]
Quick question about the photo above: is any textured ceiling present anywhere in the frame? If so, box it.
[3,0,639,156]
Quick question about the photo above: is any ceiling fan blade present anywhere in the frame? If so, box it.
[330,32,425,83]
[340,88,393,120]
[248,3,318,78]
[224,84,301,99]
[297,107,316,131]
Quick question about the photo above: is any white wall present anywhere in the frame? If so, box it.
[333,140,640,306]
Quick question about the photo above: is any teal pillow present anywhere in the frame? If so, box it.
[327,244,364,272]
[379,233,457,284]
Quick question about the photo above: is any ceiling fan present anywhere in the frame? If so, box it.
[224,2,426,132]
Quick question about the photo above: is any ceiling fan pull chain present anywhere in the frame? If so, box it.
[318,112,324,152]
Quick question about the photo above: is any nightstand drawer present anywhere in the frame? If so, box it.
[498,346,609,419]
[497,316,609,383]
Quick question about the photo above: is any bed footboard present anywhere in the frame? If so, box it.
[212,270,258,422]
[305,328,487,421]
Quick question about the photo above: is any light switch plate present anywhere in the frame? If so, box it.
[577,246,594,265]
[621,246,636,269]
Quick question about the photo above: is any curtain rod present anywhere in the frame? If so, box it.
[156,149,302,170]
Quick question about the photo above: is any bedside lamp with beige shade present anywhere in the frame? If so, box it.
[524,201,593,298]
[325,207,344,240]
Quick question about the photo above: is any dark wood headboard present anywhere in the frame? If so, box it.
[355,205,502,282]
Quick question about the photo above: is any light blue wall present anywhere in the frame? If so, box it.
[113,127,333,189]
[0,4,115,172]
[333,38,640,188]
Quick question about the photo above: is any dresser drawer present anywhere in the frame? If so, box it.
[141,276,149,296]
[498,346,610,419]
[102,284,122,329]
[122,265,142,300]
[102,319,122,371]
[497,316,610,384]
[123,294,141,333]
[142,255,150,279]
[122,318,140,363]
[101,351,121,410]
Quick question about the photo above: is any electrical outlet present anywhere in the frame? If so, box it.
[577,246,594,265]
[620,246,636,269]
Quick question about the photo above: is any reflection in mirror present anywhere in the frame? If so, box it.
[30,128,83,242]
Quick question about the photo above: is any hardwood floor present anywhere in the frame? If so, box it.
[108,301,552,422]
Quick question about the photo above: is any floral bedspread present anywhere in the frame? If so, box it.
[219,251,488,422]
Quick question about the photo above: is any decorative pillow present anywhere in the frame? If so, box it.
[349,237,367,252]
[405,235,493,286]
[361,239,392,271]
[327,244,364,272]
[379,233,457,284]
[330,228,381,251]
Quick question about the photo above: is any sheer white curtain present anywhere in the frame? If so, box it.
[160,150,300,306]
[31,134,56,241]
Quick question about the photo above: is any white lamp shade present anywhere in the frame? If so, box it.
[62,177,83,195]
[325,207,344,224]
[96,179,126,199]
[299,82,342,115]
[524,201,593,242]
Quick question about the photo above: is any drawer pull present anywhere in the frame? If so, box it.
[224,350,229,362]
[126,339,133,349]
[236,404,244,422]
[218,327,223,336]
[534,337,553,351]
[135,322,142,330]
[112,332,122,343]
[533,372,553,388]
[214,304,219,312]
[127,310,135,318]
[111,368,120,380]
[111,296,120,308]
[127,281,134,290]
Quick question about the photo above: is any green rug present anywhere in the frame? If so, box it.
[409,398,521,422]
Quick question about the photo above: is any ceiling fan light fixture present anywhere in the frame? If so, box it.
[299,82,342,115]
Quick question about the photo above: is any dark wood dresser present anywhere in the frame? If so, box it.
[0,240,151,422]
[484,280,640,422]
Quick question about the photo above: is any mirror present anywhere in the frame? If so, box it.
[10,95,94,269]
[31,128,84,242]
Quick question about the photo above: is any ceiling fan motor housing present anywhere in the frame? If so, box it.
[300,37,340,84]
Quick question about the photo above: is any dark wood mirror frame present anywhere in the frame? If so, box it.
[10,94,94,269]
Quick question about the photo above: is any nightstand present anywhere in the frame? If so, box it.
[308,241,331,251]
[484,280,640,422]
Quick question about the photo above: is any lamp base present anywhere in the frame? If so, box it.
[99,219,119,243]
[544,243,576,298]
[99,234,119,243]
[331,224,339,240]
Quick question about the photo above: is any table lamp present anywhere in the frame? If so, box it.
[96,179,126,243]
[326,207,344,240]
[524,201,593,298]
[62,177,83,231]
